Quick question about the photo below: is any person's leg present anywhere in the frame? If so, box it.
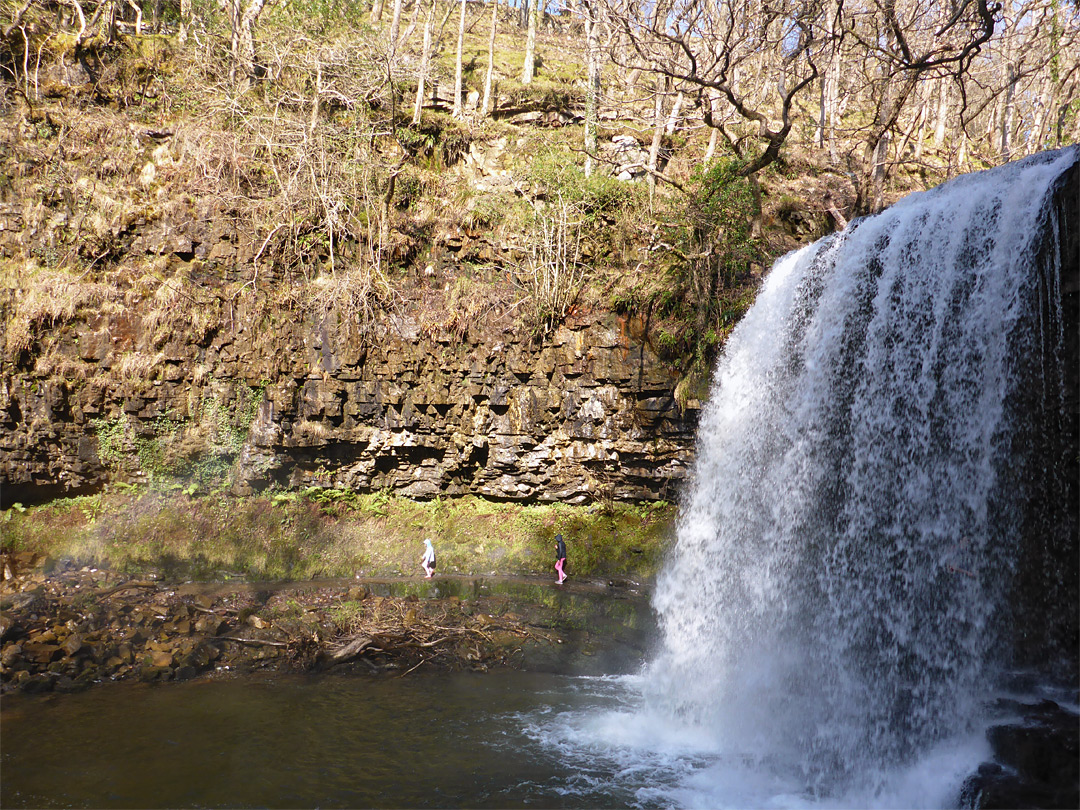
[555,558,565,583]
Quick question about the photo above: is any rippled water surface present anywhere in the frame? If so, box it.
[1,669,698,809]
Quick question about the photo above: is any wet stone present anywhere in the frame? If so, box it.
[22,643,61,664]
[0,613,20,642]
[54,674,82,693]
[175,665,198,681]
[1,643,22,666]
[181,645,211,670]
[21,673,54,693]
[138,665,170,682]
[62,633,83,657]
[195,616,227,635]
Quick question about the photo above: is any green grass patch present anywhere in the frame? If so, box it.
[1,491,675,582]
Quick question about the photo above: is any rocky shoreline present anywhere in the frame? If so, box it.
[0,550,653,695]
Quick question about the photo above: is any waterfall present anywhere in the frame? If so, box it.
[644,146,1078,801]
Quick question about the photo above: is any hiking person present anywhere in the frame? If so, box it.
[554,534,567,584]
[421,538,436,579]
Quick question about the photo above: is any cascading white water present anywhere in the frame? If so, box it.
[642,146,1078,804]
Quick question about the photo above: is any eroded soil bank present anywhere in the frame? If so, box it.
[0,550,656,696]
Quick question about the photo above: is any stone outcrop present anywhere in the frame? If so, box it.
[1,287,699,506]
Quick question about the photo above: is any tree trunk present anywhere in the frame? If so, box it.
[912,95,927,161]
[124,0,142,36]
[522,0,538,84]
[868,131,889,213]
[647,77,667,205]
[815,0,840,156]
[388,0,404,53]
[413,0,436,125]
[401,0,422,48]
[583,2,600,177]
[371,0,385,23]
[178,0,190,44]
[482,1,497,117]
[703,89,720,161]
[934,78,949,147]
[664,90,684,136]
[1029,72,1053,155]
[229,0,268,91]
[1000,63,1018,161]
[453,0,466,117]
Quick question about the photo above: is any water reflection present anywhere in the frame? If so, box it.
[1,670,669,808]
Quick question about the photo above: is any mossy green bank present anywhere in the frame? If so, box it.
[1,490,675,583]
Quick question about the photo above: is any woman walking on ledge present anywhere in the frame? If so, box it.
[421,538,436,579]
[554,534,567,584]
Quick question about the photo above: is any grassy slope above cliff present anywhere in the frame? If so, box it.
[2,488,676,581]
[0,2,877,383]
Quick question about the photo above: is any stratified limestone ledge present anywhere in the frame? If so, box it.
[1,304,699,505]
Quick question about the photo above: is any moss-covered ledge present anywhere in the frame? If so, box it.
[1,489,675,582]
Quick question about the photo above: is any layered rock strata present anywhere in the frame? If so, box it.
[1,296,698,506]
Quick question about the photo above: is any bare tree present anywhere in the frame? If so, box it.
[482,0,498,116]
[178,0,192,43]
[838,0,998,211]
[523,0,539,83]
[227,0,271,91]
[583,0,601,176]
[413,0,436,124]
[599,0,826,183]
[453,0,467,116]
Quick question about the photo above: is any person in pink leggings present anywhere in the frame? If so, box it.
[554,534,567,584]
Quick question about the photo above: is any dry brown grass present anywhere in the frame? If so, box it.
[294,419,332,441]
[4,263,122,359]
[303,264,396,346]
[112,349,166,381]
[415,272,518,340]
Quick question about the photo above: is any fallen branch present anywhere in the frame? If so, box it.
[212,635,290,648]
[97,580,156,598]
[326,634,374,664]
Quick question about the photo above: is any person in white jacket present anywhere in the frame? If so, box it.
[421,538,436,579]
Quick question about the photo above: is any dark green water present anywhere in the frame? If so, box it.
[0,669,687,809]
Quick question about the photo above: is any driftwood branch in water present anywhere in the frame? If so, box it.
[97,580,157,598]
[326,635,375,665]
[211,635,291,648]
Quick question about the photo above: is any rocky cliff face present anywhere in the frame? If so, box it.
[0,283,699,507]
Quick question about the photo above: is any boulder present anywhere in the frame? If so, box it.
[0,613,21,642]
[147,650,175,668]
[62,633,83,657]
[1,643,23,666]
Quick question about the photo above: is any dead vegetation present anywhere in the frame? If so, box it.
[3,265,122,359]
[319,592,547,674]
